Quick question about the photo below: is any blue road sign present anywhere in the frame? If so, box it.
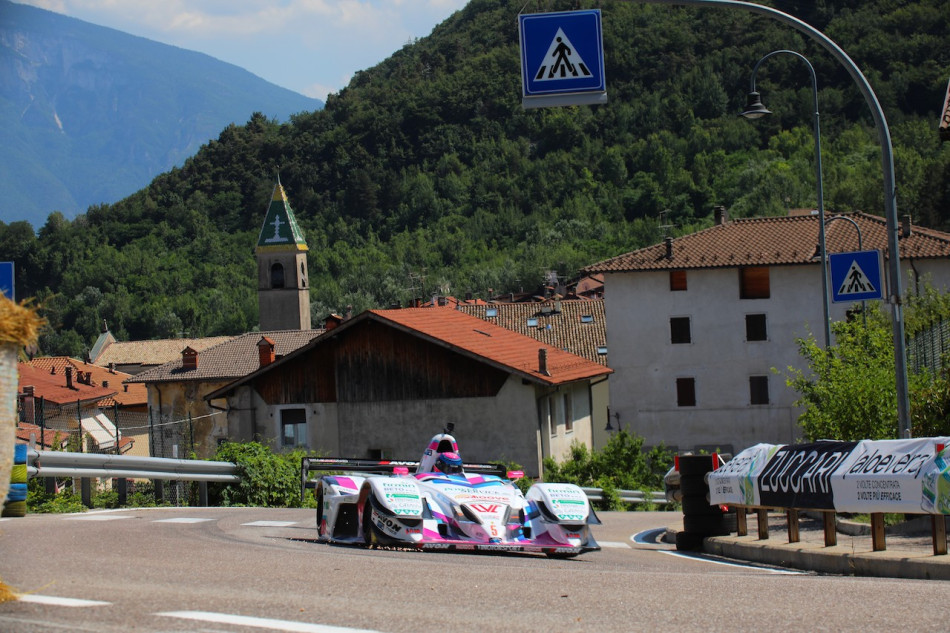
[0,262,13,301]
[829,250,884,303]
[519,9,606,108]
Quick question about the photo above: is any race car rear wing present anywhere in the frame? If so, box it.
[300,456,511,502]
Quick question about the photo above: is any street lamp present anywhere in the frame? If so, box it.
[740,50,831,351]
[636,0,911,438]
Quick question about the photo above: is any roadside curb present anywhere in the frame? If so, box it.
[703,534,950,581]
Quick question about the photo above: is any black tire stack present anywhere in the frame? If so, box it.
[675,454,732,551]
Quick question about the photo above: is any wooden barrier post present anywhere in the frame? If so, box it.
[933,515,947,556]
[823,511,837,547]
[736,507,748,536]
[786,509,800,543]
[757,508,769,540]
[871,513,886,551]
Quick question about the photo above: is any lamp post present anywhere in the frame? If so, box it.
[740,50,831,351]
[636,0,911,438]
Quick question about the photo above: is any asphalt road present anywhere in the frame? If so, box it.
[2,508,949,632]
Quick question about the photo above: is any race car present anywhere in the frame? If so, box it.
[308,426,600,557]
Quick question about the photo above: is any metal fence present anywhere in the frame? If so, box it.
[17,395,224,505]
[908,318,950,375]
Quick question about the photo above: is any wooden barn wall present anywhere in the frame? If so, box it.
[335,321,508,402]
[253,341,337,404]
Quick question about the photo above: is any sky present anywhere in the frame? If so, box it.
[17,0,471,102]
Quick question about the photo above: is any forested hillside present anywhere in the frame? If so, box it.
[3,0,949,357]
[0,0,321,225]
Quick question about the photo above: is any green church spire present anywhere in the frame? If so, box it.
[256,180,307,252]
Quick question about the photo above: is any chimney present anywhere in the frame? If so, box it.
[665,236,673,260]
[325,314,343,331]
[902,214,912,238]
[22,386,35,423]
[182,347,199,371]
[103,380,109,388]
[65,366,74,389]
[538,348,551,376]
[714,205,728,225]
[124,384,129,393]
[258,336,276,368]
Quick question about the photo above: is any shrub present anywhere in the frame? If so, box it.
[208,441,307,508]
[542,430,673,510]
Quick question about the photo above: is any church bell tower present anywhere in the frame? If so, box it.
[256,179,311,331]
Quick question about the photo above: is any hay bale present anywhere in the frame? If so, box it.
[0,297,43,516]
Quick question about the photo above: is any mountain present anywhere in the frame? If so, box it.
[2,0,949,357]
[0,0,322,225]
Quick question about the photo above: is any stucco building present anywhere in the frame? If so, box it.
[585,211,950,455]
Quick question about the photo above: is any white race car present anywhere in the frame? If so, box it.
[308,427,600,557]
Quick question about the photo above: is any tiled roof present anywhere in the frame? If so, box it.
[25,357,146,406]
[127,329,324,384]
[16,422,68,450]
[18,363,116,406]
[93,336,235,368]
[584,213,950,273]
[457,299,608,366]
[366,308,610,386]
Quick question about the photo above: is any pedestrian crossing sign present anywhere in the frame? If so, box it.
[519,9,606,109]
[829,250,884,303]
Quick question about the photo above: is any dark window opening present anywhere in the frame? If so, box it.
[676,377,696,407]
[271,263,285,289]
[670,317,691,344]
[750,375,769,405]
[280,408,307,447]
[746,314,768,341]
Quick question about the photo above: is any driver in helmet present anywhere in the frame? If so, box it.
[433,451,463,475]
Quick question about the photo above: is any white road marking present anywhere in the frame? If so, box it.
[153,517,214,523]
[658,549,805,574]
[598,541,631,548]
[157,610,385,632]
[17,595,111,607]
[242,520,298,527]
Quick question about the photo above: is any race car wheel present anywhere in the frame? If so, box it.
[315,488,325,536]
[362,500,379,548]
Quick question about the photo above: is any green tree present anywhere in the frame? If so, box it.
[786,291,950,441]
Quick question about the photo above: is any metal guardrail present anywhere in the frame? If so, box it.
[24,450,240,508]
[581,487,670,506]
[26,450,240,483]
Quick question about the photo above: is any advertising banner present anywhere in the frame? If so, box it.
[756,441,857,509]
[830,437,950,514]
[707,438,950,515]
[708,443,781,507]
